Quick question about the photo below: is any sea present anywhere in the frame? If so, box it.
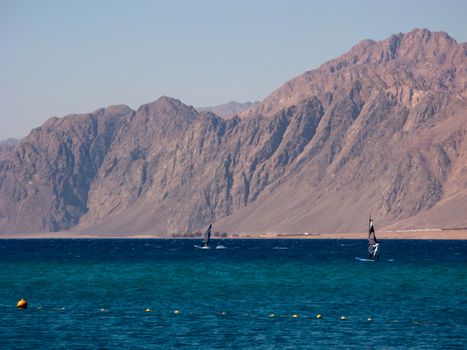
[0,239,466,349]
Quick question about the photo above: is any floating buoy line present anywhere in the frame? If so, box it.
[16,300,379,322]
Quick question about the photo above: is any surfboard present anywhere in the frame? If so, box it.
[194,245,210,249]
[355,257,375,262]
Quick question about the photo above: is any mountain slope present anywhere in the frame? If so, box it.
[0,29,465,235]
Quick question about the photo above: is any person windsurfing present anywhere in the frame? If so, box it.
[200,224,212,248]
[368,218,379,260]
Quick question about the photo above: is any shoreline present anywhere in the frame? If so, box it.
[279,230,467,240]
[1,229,467,240]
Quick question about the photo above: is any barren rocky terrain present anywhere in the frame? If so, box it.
[0,29,465,236]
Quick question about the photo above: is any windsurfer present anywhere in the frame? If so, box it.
[368,218,379,260]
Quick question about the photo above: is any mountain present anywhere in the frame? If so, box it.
[0,29,465,235]
[197,101,259,118]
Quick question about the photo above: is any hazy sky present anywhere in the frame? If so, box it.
[1,0,466,139]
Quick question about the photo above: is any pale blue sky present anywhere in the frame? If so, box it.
[1,0,466,139]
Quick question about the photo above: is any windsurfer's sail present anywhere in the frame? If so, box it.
[368,217,380,260]
[200,224,212,248]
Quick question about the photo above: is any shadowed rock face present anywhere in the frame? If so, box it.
[0,106,132,232]
[0,29,466,235]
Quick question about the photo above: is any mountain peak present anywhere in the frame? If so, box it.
[405,28,456,42]
[137,96,197,118]
[346,28,459,65]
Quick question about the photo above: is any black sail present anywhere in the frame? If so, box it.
[201,224,212,247]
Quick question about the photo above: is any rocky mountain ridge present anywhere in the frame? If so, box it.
[242,28,466,118]
[0,28,465,235]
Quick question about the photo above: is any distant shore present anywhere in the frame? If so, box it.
[1,229,467,240]
[279,229,467,240]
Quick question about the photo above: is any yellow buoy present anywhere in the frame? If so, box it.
[340,316,347,320]
[269,313,276,318]
[16,298,27,309]
[367,317,373,321]
[144,308,152,312]
[174,310,181,314]
[316,314,322,319]
[292,314,299,318]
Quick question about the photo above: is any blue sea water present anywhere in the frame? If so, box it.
[0,239,466,349]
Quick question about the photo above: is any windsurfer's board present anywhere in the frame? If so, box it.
[194,245,210,249]
[355,257,375,262]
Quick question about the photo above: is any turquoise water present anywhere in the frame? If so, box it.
[0,239,466,349]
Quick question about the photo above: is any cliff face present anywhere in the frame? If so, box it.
[0,29,466,235]
[0,106,131,232]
